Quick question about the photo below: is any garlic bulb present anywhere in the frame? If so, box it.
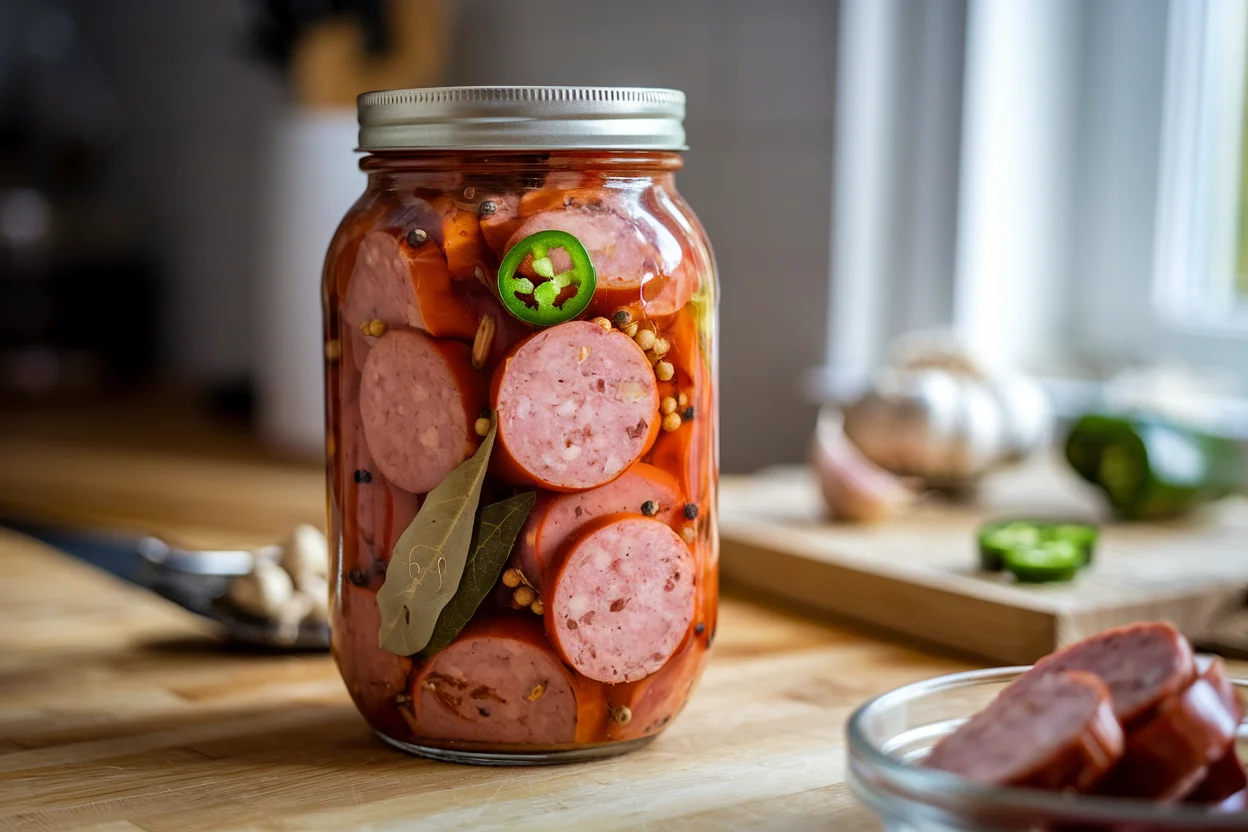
[841,337,1051,486]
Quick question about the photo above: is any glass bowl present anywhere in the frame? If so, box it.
[847,666,1247,831]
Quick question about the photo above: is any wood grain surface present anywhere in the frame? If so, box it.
[0,528,972,832]
[721,463,1248,664]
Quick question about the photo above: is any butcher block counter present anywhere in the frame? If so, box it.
[0,400,1238,831]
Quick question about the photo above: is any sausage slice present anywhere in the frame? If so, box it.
[925,670,1124,790]
[359,329,485,495]
[409,617,603,745]
[519,463,683,589]
[546,515,695,683]
[606,633,707,741]
[1009,621,1196,727]
[1187,748,1247,806]
[334,584,412,739]
[1100,658,1243,801]
[341,231,479,368]
[492,321,659,491]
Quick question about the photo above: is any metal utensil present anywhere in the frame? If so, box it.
[136,537,329,650]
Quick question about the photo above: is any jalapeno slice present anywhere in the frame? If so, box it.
[1003,539,1084,583]
[978,520,1099,571]
[497,230,597,326]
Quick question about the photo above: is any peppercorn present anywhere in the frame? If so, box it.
[612,310,633,328]
[655,361,675,382]
[624,322,639,337]
[694,622,705,636]
[513,585,536,607]
[635,329,656,351]
[662,412,682,433]
[678,392,689,408]
[661,396,678,415]
[347,569,369,587]
[681,524,696,544]
[682,406,695,421]
[612,706,633,725]
[591,316,613,331]
[475,417,491,437]
[478,200,497,216]
[641,500,658,517]
[502,568,522,588]
[684,503,699,520]
[652,337,671,356]
[407,228,428,247]
[324,339,341,362]
[530,598,544,615]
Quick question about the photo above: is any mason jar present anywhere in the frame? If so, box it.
[323,87,718,764]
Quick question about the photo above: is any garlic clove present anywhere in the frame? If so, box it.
[812,408,916,523]
[227,559,294,619]
[297,573,330,623]
[279,523,329,580]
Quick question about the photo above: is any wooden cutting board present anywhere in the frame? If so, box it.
[719,460,1248,665]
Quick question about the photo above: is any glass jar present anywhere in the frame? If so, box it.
[323,87,718,764]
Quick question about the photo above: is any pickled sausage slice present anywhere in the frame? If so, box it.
[606,633,707,741]
[1008,621,1196,727]
[335,584,412,738]
[341,231,479,368]
[546,515,695,683]
[924,670,1124,790]
[1099,658,1242,801]
[505,192,689,317]
[408,616,604,745]
[359,329,486,495]
[1188,748,1248,807]
[491,321,659,491]
[523,463,683,590]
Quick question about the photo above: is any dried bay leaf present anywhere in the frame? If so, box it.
[376,421,496,656]
[419,490,536,659]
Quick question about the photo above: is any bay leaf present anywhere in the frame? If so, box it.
[376,421,496,656]
[418,490,536,659]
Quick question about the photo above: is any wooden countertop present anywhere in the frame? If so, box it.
[0,399,1231,830]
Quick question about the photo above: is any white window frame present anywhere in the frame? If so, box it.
[1153,0,1248,334]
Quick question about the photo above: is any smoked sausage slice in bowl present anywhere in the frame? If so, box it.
[847,623,1247,831]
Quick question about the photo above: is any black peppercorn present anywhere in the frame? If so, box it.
[477,706,491,717]
[478,200,497,216]
[683,503,699,520]
[695,622,705,636]
[682,406,695,421]
[347,569,369,587]
[407,228,428,247]
[612,310,632,328]
[354,469,373,484]
[640,500,658,516]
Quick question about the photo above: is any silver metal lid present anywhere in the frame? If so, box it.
[356,86,687,152]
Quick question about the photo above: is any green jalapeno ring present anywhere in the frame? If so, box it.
[497,230,597,327]
[1003,539,1084,583]
[978,519,1099,571]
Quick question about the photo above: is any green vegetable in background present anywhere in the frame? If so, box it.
[1003,539,1085,583]
[1064,414,1244,521]
[419,491,536,659]
[377,422,496,656]
[978,520,1098,572]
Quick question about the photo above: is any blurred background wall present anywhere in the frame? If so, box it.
[3,0,836,472]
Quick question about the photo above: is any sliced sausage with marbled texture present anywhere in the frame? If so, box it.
[359,329,485,495]
[408,616,605,745]
[925,670,1124,790]
[545,514,695,684]
[491,321,659,492]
